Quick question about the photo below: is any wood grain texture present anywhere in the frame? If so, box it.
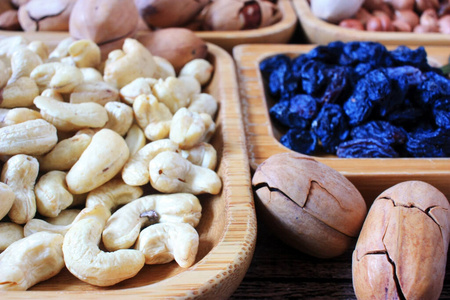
[292,0,450,46]
[233,43,450,205]
[0,34,256,299]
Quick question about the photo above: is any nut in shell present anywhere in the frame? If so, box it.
[252,152,367,258]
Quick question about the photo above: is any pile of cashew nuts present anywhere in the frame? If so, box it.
[0,35,221,290]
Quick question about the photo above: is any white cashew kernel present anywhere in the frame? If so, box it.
[0,222,23,251]
[35,170,73,218]
[135,222,199,268]
[188,93,218,118]
[1,107,42,127]
[66,128,130,194]
[149,151,222,195]
[68,39,101,69]
[102,193,202,251]
[104,101,134,136]
[45,208,81,225]
[0,36,28,60]
[24,218,72,237]
[133,94,173,141]
[0,60,10,90]
[0,231,64,291]
[40,88,64,101]
[119,77,158,105]
[1,154,39,224]
[0,182,15,221]
[124,123,146,156]
[30,61,83,93]
[48,37,75,60]
[181,142,217,170]
[153,56,176,79]
[8,47,43,84]
[152,76,199,114]
[103,38,157,89]
[80,67,103,82]
[70,81,119,105]
[63,204,145,287]
[179,58,213,86]
[122,138,179,186]
[34,96,108,131]
[0,119,58,156]
[27,40,49,62]
[0,76,39,108]
[38,131,92,172]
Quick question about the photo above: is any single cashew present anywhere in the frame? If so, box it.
[66,128,130,194]
[34,96,108,131]
[30,61,83,93]
[133,94,173,141]
[0,60,10,89]
[152,76,200,114]
[68,39,101,69]
[27,40,49,62]
[0,35,28,60]
[85,178,143,212]
[1,107,42,127]
[181,142,217,170]
[135,222,199,268]
[122,138,179,186]
[48,37,75,60]
[70,81,119,105]
[0,182,15,220]
[0,76,39,108]
[40,88,64,101]
[103,38,157,89]
[1,154,39,224]
[179,58,213,86]
[104,101,134,136]
[0,119,57,156]
[188,93,218,118]
[153,56,176,79]
[8,47,43,84]
[125,123,146,156]
[24,218,72,237]
[45,208,81,225]
[119,77,158,105]
[0,231,64,291]
[35,171,73,218]
[0,222,23,251]
[80,67,103,82]
[169,107,215,149]
[149,151,222,195]
[38,131,92,172]
[63,204,145,287]
[102,193,202,251]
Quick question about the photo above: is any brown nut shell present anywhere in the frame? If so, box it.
[252,152,367,258]
[18,0,76,31]
[352,181,450,300]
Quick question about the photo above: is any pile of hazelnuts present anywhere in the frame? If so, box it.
[338,0,450,34]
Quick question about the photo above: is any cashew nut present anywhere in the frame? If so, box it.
[69,80,119,105]
[1,107,42,127]
[30,61,83,93]
[40,88,64,102]
[124,123,146,156]
[169,107,216,149]
[38,131,92,172]
[181,142,217,170]
[63,204,145,286]
[0,60,10,90]
[104,101,134,136]
[119,77,158,105]
[102,193,202,251]
[8,47,43,84]
[79,67,103,82]
[122,138,179,186]
[0,76,39,108]
[0,119,58,156]
[48,37,75,60]
[103,38,157,89]
[85,178,143,213]
[0,35,28,60]
[152,76,200,114]
[33,95,108,131]
[135,222,199,268]
[27,40,49,62]
[66,128,130,194]
[133,94,173,141]
[45,208,81,225]
[0,231,64,290]
[35,170,73,218]
[23,218,72,237]
[0,222,23,251]
[188,93,218,118]
[67,39,101,69]
[179,58,213,86]
[0,182,15,221]
[1,154,39,224]
[149,151,221,195]
[153,56,176,79]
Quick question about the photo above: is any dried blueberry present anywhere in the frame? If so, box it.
[321,66,350,104]
[268,63,299,100]
[432,98,450,129]
[259,54,291,78]
[415,71,450,107]
[343,91,374,126]
[389,45,429,70]
[351,120,407,145]
[405,127,450,157]
[336,138,399,158]
[280,128,317,155]
[300,60,327,95]
[269,94,318,128]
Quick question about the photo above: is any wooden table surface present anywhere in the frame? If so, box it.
[230,207,450,299]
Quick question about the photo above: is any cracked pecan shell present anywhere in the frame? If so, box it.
[252,152,367,258]
[352,180,450,300]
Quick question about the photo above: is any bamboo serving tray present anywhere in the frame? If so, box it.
[0,33,256,299]
[292,0,450,46]
[196,0,297,52]
[233,43,450,205]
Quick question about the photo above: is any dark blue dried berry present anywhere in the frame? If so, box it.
[336,138,399,158]
[405,127,450,157]
[351,120,407,145]
[280,128,317,155]
[269,94,318,128]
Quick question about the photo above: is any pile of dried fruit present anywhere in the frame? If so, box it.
[260,41,450,158]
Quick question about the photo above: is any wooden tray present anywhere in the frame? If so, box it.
[233,43,450,205]
[196,0,297,52]
[292,0,450,46]
[0,34,256,299]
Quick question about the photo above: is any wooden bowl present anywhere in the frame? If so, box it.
[292,0,450,46]
[0,33,256,299]
[196,0,297,52]
[233,43,450,206]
